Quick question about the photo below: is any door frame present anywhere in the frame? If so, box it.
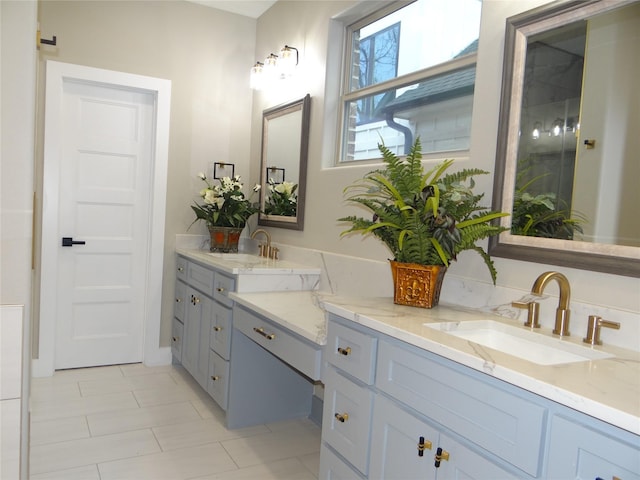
[34,61,171,377]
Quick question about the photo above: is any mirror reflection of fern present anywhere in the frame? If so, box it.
[339,138,509,283]
[511,162,586,239]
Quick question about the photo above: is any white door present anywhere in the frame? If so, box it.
[39,62,171,373]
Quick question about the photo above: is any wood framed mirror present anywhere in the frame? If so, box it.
[489,0,640,277]
[258,94,310,230]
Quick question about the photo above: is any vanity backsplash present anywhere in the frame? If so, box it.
[176,234,639,352]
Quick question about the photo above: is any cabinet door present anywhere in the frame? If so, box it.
[171,318,184,363]
[436,433,520,480]
[547,416,640,480]
[174,280,186,322]
[319,444,365,480]
[183,286,213,389]
[207,350,229,410]
[322,367,374,475]
[369,394,438,480]
[210,301,232,360]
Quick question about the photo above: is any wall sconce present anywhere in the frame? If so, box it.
[250,62,264,90]
[250,45,299,90]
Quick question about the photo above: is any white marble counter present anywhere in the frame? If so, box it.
[228,290,640,436]
[230,291,329,346]
[177,249,322,276]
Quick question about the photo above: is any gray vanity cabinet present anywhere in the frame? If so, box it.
[320,314,544,480]
[174,256,231,405]
[183,285,213,390]
[546,415,639,479]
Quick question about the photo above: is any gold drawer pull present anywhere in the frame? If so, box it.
[190,295,200,305]
[334,412,349,423]
[211,375,219,381]
[337,346,351,356]
[217,287,225,293]
[172,336,179,343]
[177,266,184,272]
[213,326,222,332]
[253,327,275,340]
[175,298,182,303]
[417,436,432,457]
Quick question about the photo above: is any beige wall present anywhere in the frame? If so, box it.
[36,1,257,347]
[27,0,640,355]
[251,0,639,313]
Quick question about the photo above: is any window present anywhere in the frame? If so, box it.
[339,0,481,163]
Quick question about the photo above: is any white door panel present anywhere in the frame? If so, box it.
[53,74,153,369]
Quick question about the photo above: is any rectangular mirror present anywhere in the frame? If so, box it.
[490,0,640,277]
[258,94,310,230]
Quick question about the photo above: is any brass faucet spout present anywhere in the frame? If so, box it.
[531,271,571,336]
[251,229,275,259]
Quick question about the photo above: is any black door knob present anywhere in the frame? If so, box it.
[61,237,86,247]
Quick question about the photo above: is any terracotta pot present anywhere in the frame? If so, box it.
[390,260,447,308]
[208,226,243,253]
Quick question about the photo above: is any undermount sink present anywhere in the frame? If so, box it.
[424,320,613,366]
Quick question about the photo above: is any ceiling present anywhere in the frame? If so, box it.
[186,1,277,18]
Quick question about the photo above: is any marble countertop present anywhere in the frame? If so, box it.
[177,249,322,276]
[230,291,328,346]
[230,290,640,436]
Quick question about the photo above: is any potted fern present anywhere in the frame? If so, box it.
[339,138,508,308]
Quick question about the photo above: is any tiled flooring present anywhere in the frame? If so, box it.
[29,364,321,479]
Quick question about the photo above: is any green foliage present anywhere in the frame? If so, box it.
[339,138,509,283]
[190,174,259,228]
[511,164,586,239]
[264,180,298,217]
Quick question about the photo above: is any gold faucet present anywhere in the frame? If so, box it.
[532,271,571,336]
[250,229,278,259]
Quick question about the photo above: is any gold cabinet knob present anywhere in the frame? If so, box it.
[213,326,222,332]
[334,412,349,423]
[337,346,351,356]
[172,336,179,343]
[175,298,182,303]
[211,375,219,381]
[177,266,184,272]
[217,287,224,293]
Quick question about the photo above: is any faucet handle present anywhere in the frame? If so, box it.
[512,301,541,328]
[583,315,620,346]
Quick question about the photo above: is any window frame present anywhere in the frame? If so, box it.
[336,1,479,165]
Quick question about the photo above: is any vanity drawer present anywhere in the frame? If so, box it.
[174,280,187,322]
[210,302,232,360]
[207,350,229,411]
[322,366,374,475]
[187,261,215,294]
[176,255,188,283]
[171,318,184,362]
[233,305,322,381]
[213,272,236,307]
[376,340,546,476]
[326,320,377,385]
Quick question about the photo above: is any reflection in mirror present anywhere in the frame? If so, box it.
[490,0,640,277]
[258,94,310,230]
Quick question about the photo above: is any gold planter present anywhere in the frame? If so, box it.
[208,226,243,253]
[390,260,447,308]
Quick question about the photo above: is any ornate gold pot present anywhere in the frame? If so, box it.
[390,260,447,308]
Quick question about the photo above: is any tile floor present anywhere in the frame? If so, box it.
[29,364,321,480]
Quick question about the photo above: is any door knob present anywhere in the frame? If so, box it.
[62,237,86,247]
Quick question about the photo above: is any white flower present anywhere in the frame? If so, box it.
[203,189,217,204]
[197,172,207,181]
[253,184,261,192]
